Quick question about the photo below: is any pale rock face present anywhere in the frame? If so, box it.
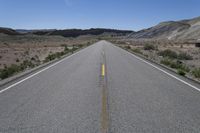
[128,16,200,40]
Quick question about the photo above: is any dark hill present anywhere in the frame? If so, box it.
[0,27,20,35]
[32,28,133,37]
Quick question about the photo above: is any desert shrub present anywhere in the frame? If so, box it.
[3,64,7,69]
[64,46,69,51]
[16,58,20,62]
[78,44,84,48]
[31,57,36,61]
[158,49,178,59]
[87,42,91,46]
[178,52,193,60]
[0,64,20,79]
[132,48,142,54]
[0,60,35,79]
[45,53,58,62]
[44,51,67,62]
[60,52,65,56]
[169,62,181,69]
[171,62,190,72]
[177,69,186,76]
[55,52,62,57]
[0,59,40,79]
[192,68,200,78]
[160,58,190,72]
[72,47,78,51]
[180,65,189,72]
[20,60,35,70]
[44,45,82,63]
[160,58,172,66]
[144,44,155,50]
[125,45,131,49]
[159,50,192,60]
[70,46,79,53]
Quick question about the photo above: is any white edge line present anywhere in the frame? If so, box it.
[113,44,200,92]
[0,45,93,94]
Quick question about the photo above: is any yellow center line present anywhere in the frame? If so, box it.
[102,64,105,76]
[101,63,108,133]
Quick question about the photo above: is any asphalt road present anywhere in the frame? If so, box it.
[0,41,200,133]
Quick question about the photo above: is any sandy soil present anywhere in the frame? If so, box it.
[0,34,98,69]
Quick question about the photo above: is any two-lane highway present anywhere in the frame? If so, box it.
[0,41,200,133]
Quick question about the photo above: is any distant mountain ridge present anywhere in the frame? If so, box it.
[31,28,133,37]
[0,27,20,35]
[128,16,200,40]
[0,28,133,37]
[16,29,56,34]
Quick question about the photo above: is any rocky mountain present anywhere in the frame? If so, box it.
[128,16,200,40]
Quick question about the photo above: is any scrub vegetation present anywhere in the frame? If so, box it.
[114,39,200,82]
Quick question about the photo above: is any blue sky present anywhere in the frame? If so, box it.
[0,0,200,31]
